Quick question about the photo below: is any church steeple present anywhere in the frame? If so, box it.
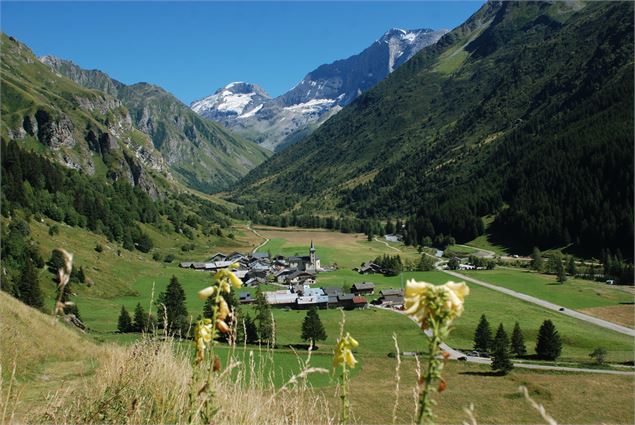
[309,240,316,268]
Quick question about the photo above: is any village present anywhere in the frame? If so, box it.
[179,241,405,310]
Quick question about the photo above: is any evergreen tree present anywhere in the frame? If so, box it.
[117,305,132,333]
[531,247,543,271]
[567,256,577,276]
[491,323,513,375]
[157,276,190,335]
[300,307,327,347]
[17,259,44,309]
[473,314,493,352]
[417,254,435,271]
[535,320,562,360]
[510,322,527,357]
[447,257,460,270]
[240,313,259,344]
[254,286,273,343]
[132,302,147,333]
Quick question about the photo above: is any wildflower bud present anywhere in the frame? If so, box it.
[198,286,216,300]
[216,319,230,334]
[438,379,447,393]
[213,356,221,372]
[229,272,242,288]
[218,298,230,320]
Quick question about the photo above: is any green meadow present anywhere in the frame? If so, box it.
[460,268,634,310]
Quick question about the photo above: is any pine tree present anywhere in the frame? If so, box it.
[531,247,543,271]
[567,256,577,276]
[510,322,527,357]
[157,275,189,335]
[473,314,493,352]
[301,306,327,347]
[240,313,259,344]
[491,323,513,375]
[132,302,147,333]
[117,305,132,333]
[17,259,44,309]
[254,286,273,343]
[535,320,562,360]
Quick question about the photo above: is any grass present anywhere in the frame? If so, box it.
[341,356,635,424]
[45,223,633,366]
[460,268,634,310]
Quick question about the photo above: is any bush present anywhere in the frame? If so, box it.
[95,243,104,253]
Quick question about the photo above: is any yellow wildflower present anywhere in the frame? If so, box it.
[333,333,359,369]
[194,319,213,363]
[404,279,469,329]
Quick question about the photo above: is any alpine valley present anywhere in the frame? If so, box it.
[1,1,635,424]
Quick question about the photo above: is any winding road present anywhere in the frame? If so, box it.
[374,305,634,376]
[442,269,635,337]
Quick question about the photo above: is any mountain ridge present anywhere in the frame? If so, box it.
[191,27,448,151]
[39,55,270,193]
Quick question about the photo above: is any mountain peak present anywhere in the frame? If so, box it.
[191,81,270,124]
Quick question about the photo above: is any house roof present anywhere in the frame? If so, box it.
[322,287,342,296]
[382,295,404,303]
[352,296,368,304]
[287,270,316,280]
[380,289,403,297]
[338,294,354,301]
[180,262,193,268]
[352,282,375,290]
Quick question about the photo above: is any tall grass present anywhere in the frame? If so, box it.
[27,332,334,425]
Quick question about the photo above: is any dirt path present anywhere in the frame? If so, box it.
[248,223,270,255]
[374,237,402,252]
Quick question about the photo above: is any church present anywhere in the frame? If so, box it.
[288,241,320,272]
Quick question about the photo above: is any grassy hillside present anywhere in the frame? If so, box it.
[233,1,634,258]
[39,55,270,193]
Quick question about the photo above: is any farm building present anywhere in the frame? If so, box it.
[352,282,375,295]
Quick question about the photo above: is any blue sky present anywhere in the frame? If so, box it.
[1,1,483,104]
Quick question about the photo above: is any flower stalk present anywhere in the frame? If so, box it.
[403,280,469,425]
[333,332,358,425]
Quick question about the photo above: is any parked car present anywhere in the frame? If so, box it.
[458,356,468,361]
[559,307,565,311]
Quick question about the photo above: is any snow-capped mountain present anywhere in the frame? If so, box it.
[191,27,448,151]
[190,82,271,127]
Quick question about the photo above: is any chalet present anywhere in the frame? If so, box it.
[244,277,265,287]
[238,292,255,304]
[246,269,268,281]
[337,293,354,308]
[233,269,249,280]
[275,269,294,283]
[322,287,342,297]
[265,290,298,307]
[379,289,403,298]
[251,252,269,261]
[190,262,209,270]
[209,253,227,262]
[226,252,245,262]
[296,294,328,309]
[351,282,375,295]
[286,270,316,285]
[288,241,321,272]
[381,294,404,307]
[352,296,368,309]
[354,262,385,275]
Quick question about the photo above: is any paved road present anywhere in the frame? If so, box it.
[375,306,634,376]
[442,269,635,337]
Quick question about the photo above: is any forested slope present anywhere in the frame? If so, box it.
[233,1,634,257]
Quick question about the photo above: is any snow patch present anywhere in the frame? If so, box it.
[237,104,263,119]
